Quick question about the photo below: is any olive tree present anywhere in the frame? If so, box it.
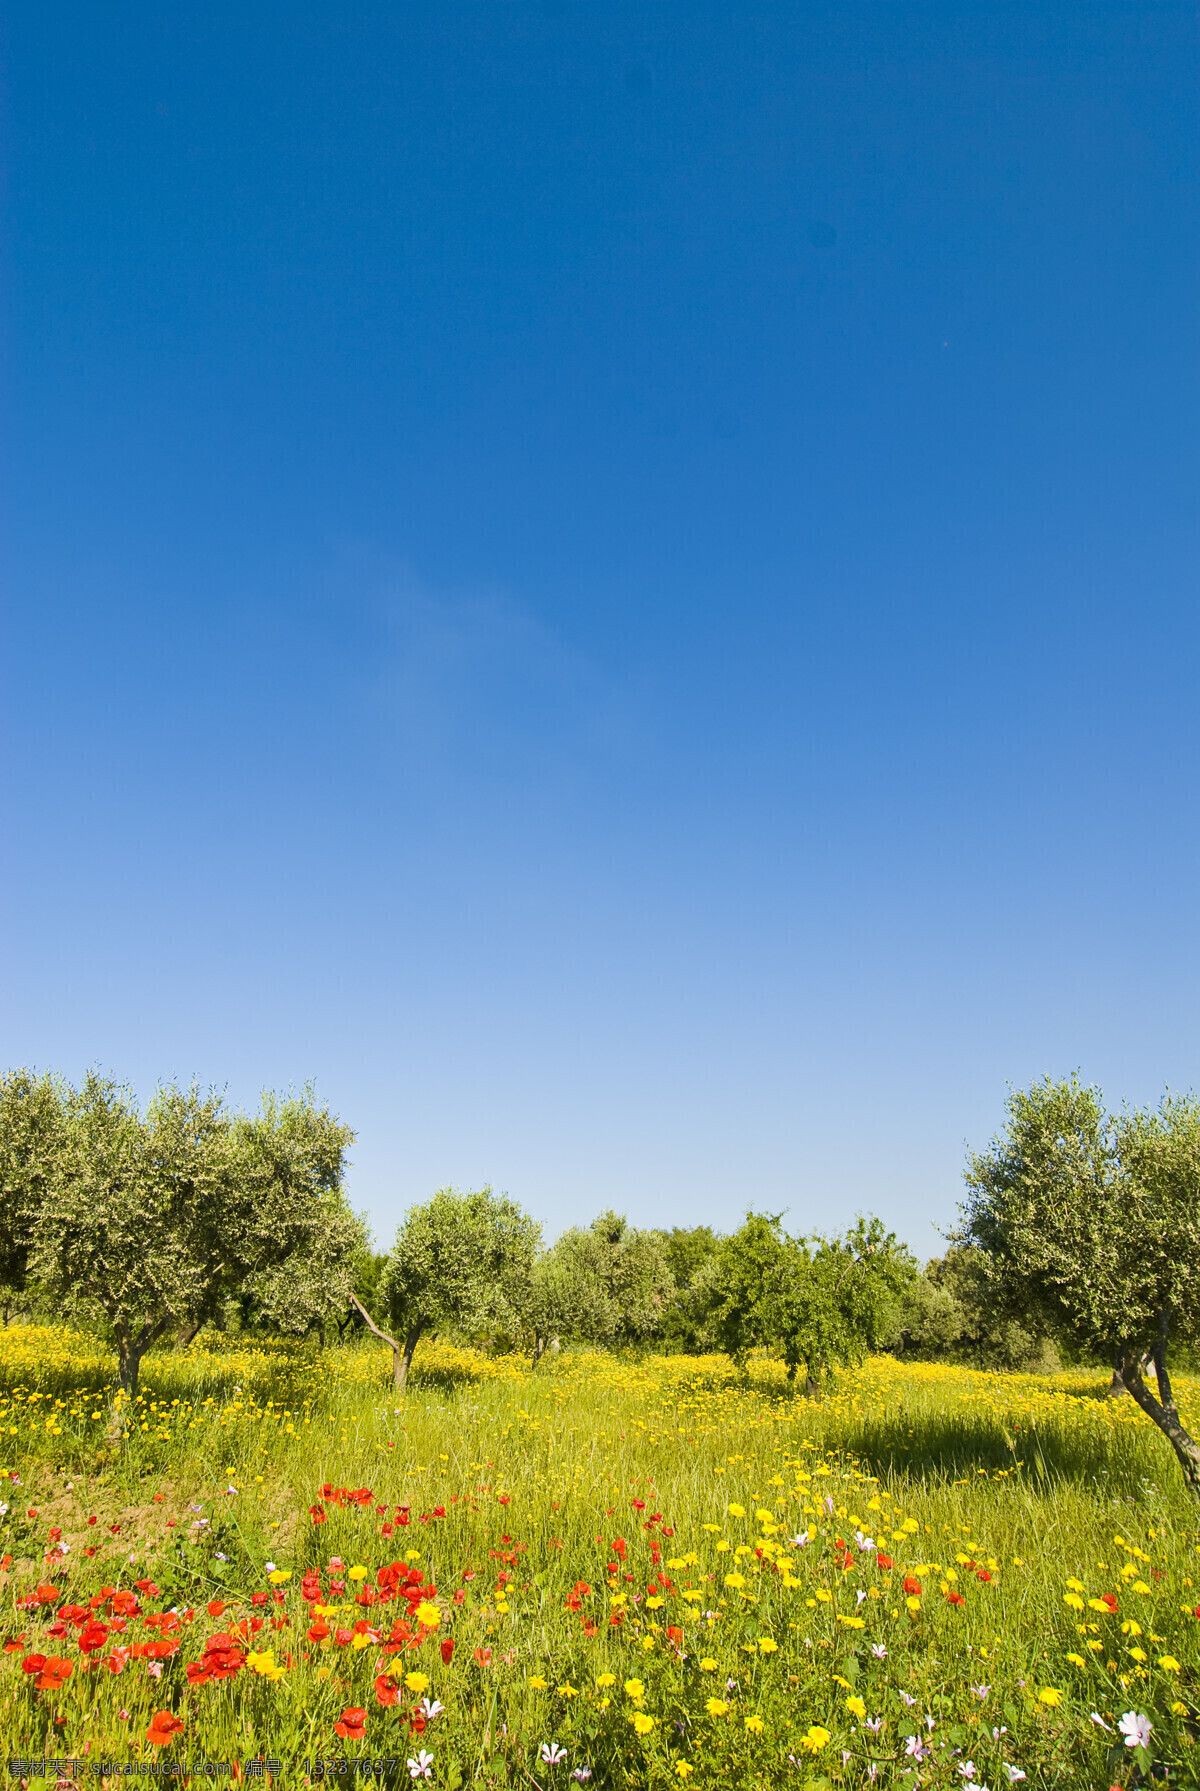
[520,1211,675,1363]
[961,1076,1200,1494]
[361,1186,540,1390]
[775,1217,916,1388]
[709,1212,914,1389]
[27,1072,359,1398]
[0,1070,67,1321]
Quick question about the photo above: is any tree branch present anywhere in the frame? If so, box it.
[1152,1305,1178,1425]
[348,1291,400,1353]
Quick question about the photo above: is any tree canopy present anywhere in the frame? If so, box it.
[708,1212,915,1387]
[522,1212,675,1364]
[367,1187,541,1389]
[961,1075,1200,1493]
[0,1070,361,1398]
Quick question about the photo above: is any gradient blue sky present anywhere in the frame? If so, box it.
[3,2,1197,1257]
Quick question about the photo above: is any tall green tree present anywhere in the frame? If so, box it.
[364,1187,540,1390]
[658,1226,722,1352]
[25,1073,359,1398]
[522,1212,675,1362]
[961,1076,1200,1494]
[0,1070,66,1320]
[709,1212,914,1388]
[775,1217,916,1389]
[709,1213,786,1366]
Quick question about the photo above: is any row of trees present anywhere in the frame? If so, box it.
[4,1067,1197,1495]
[357,1198,916,1392]
[0,1070,916,1400]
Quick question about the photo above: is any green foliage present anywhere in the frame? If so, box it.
[961,1076,1200,1361]
[709,1213,915,1385]
[524,1211,675,1361]
[0,1070,67,1311]
[892,1246,1061,1373]
[657,1225,722,1351]
[0,1069,360,1397]
[775,1217,917,1384]
[961,1074,1200,1491]
[709,1213,786,1365]
[379,1185,541,1385]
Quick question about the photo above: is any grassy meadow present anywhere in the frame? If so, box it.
[0,1328,1198,1787]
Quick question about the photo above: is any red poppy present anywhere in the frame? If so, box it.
[78,1621,110,1654]
[207,1599,227,1618]
[876,1553,893,1570]
[307,1619,330,1643]
[946,1591,965,1607]
[37,1656,73,1691]
[374,1673,399,1707]
[334,1707,367,1741]
[196,1633,245,1679]
[21,1653,48,1676]
[1099,1591,1117,1612]
[903,1577,922,1596]
[144,1612,182,1635]
[440,1637,455,1665]
[146,1710,185,1747]
[474,1646,492,1666]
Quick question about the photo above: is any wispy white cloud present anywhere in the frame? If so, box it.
[328,550,654,795]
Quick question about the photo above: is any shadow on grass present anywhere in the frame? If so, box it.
[407,1362,503,1392]
[828,1409,1176,1502]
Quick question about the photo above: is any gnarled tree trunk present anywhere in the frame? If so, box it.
[1120,1314,1200,1496]
[348,1293,425,1391]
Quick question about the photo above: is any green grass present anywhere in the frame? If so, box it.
[0,1327,1197,1787]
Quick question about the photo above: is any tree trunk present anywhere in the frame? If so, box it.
[396,1323,424,1392]
[175,1317,204,1349]
[1108,1350,1151,1397]
[118,1346,141,1400]
[532,1334,547,1369]
[1121,1319,1200,1495]
[347,1292,423,1394]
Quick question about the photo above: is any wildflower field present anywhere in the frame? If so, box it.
[0,1329,1198,1788]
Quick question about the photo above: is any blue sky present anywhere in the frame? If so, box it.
[3,1,1197,1256]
